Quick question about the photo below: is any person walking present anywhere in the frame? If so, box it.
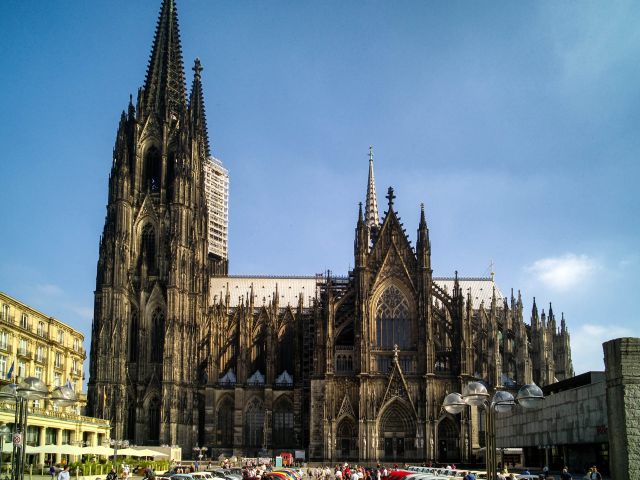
[106,468,118,480]
[559,467,571,480]
[58,466,70,480]
[588,466,601,480]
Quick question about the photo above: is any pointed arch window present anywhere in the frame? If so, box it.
[244,398,264,447]
[129,310,139,362]
[126,398,136,442]
[277,324,294,376]
[140,224,156,272]
[143,146,162,192]
[148,396,161,444]
[150,308,165,363]
[249,321,266,376]
[216,397,234,446]
[375,285,410,349]
[272,397,294,448]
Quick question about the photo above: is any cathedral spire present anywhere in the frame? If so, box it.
[365,146,380,231]
[189,58,211,157]
[142,0,187,118]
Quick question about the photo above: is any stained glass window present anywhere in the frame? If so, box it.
[375,286,410,348]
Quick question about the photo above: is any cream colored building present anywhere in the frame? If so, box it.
[0,291,110,464]
[203,155,229,260]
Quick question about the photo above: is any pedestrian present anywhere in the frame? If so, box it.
[49,465,56,480]
[58,467,70,480]
[106,469,118,480]
[463,471,475,480]
[557,467,570,480]
[588,466,601,480]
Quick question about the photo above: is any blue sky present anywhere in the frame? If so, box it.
[0,1,638,378]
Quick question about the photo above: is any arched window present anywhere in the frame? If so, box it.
[140,224,156,272]
[336,418,357,459]
[129,310,139,362]
[126,398,136,442]
[143,146,162,192]
[375,285,410,349]
[150,308,165,363]
[249,322,265,376]
[244,398,264,447]
[217,397,234,446]
[272,398,294,448]
[277,325,294,376]
[148,396,161,444]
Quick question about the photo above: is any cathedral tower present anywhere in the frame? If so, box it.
[87,0,211,449]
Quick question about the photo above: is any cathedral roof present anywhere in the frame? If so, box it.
[209,275,503,309]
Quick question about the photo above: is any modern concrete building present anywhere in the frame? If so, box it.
[0,291,110,465]
[495,371,609,474]
[204,155,229,262]
[496,338,640,478]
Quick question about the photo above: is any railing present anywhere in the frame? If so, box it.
[17,347,32,359]
[0,401,110,426]
[0,314,15,325]
[35,354,47,364]
[0,344,12,353]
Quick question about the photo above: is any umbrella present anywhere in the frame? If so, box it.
[31,444,82,455]
[1,443,39,454]
[114,447,145,457]
[81,445,114,456]
[135,448,169,458]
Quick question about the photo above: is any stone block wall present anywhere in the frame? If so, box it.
[604,337,640,480]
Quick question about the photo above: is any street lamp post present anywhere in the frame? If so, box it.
[110,439,129,471]
[0,378,77,480]
[442,381,543,480]
[192,446,207,466]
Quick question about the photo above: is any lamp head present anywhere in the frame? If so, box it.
[0,383,18,402]
[516,383,544,409]
[492,390,515,413]
[17,377,48,400]
[51,385,77,407]
[462,381,490,407]
[442,392,465,414]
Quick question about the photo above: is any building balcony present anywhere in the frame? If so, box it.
[0,344,12,354]
[34,354,47,364]
[17,348,32,359]
[0,315,15,325]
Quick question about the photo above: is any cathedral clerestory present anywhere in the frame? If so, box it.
[88,0,574,462]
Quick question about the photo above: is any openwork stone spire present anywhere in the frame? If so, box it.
[365,145,380,231]
[142,0,187,117]
[189,58,211,157]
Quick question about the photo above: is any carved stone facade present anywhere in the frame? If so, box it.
[88,0,574,461]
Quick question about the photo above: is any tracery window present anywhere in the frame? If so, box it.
[140,224,156,272]
[244,398,264,447]
[150,308,165,363]
[217,397,234,446]
[148,396,161,444]
[143,146,162,192]
[375,285,410,349]
[129,310,139,362]
[277,325,294,376]
[272,398,294,447]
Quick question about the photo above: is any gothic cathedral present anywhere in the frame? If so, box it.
[88,0,574,462]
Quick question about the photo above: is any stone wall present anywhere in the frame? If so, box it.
[604,337,640,480]
[495,373,607,449]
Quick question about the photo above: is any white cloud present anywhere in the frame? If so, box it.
[570,323,634,374]
[525,253,598,291]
